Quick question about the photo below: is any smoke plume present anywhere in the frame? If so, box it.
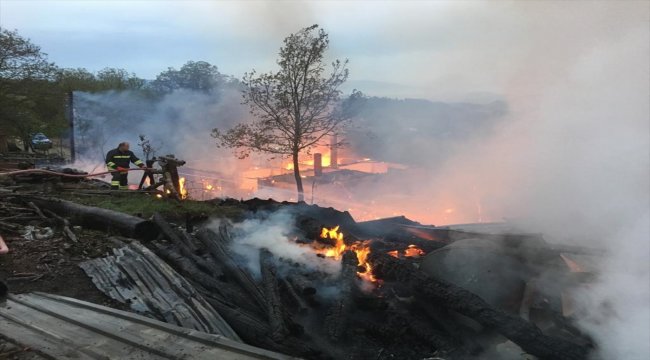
[208,209,341,277]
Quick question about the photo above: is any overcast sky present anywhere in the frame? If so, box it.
[1,0,648,101]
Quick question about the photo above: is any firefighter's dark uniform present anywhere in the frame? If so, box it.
[105,149,144,190]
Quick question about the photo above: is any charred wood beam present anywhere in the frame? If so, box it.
[280,278,309,314]
[388,300,468,357]
[205,295,327,359]
[42,209,78,243]
[153,213,187,247]
[152,243,260,316]
[324,250,358,341]
[0,221,21,233]
[259,249,289,341]
[196,228,268,313]
[26,201,47,219]
[28,197,158,240]
[368,252,590,360]
[286,273,317,296]
[152,213,222,277]
[414,297,484,354]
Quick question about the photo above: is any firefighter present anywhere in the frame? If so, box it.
[105,142,145,190]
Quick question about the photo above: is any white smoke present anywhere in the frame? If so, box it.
[210,209,341,277]
[72,86,256,192]
[392,3,650,358]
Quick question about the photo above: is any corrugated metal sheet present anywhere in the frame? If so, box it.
[0,292,294,360]
[79,240,240,341]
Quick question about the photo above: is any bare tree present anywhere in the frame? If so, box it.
[137,134,157,161]
[213,25,351,201]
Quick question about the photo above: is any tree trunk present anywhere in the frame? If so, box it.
[22,136,33,153]
[292,150,304,202]
[29,197,158,240]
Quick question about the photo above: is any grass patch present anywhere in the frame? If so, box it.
[59,193,243,220]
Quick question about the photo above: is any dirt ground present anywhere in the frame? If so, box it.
[0,228,128,308]
[0,226,134,359]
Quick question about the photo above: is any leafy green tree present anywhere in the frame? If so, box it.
[56,68,97,92]
[213,25,350,201]
[0,28,56,82]
[0,28,60,150]
[151,60,233,94]
[96,67,144,91]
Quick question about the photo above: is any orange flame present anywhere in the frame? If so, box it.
[351,241,377,283]
[321,225,346,258]
[179,177,188,200]
[284,150,333,171]
[319,226,377,283]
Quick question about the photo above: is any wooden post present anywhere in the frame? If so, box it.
[330,134,338,169]
[65,91,75,163]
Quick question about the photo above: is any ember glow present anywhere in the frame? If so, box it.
[319,226,377,283]
[560,254,585,273]
[387,245,425,258]
[404,244,425,257]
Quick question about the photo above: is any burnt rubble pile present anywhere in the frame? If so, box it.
[1,196,601,360]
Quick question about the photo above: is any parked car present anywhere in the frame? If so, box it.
[31,133,53,150]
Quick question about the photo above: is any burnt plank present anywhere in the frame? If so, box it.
[324,250,358,341]
[196,228,268,313]
[259,249,289,341]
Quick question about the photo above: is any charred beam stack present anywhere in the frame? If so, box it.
[368,252,591,360]
[73,201,595,360]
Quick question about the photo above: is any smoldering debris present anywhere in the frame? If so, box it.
[67,197,597,359]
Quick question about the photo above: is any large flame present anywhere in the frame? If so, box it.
[319,226,377,283]
[284,148,333,171]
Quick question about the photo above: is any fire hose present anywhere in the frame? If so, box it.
[0,168,152,179]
